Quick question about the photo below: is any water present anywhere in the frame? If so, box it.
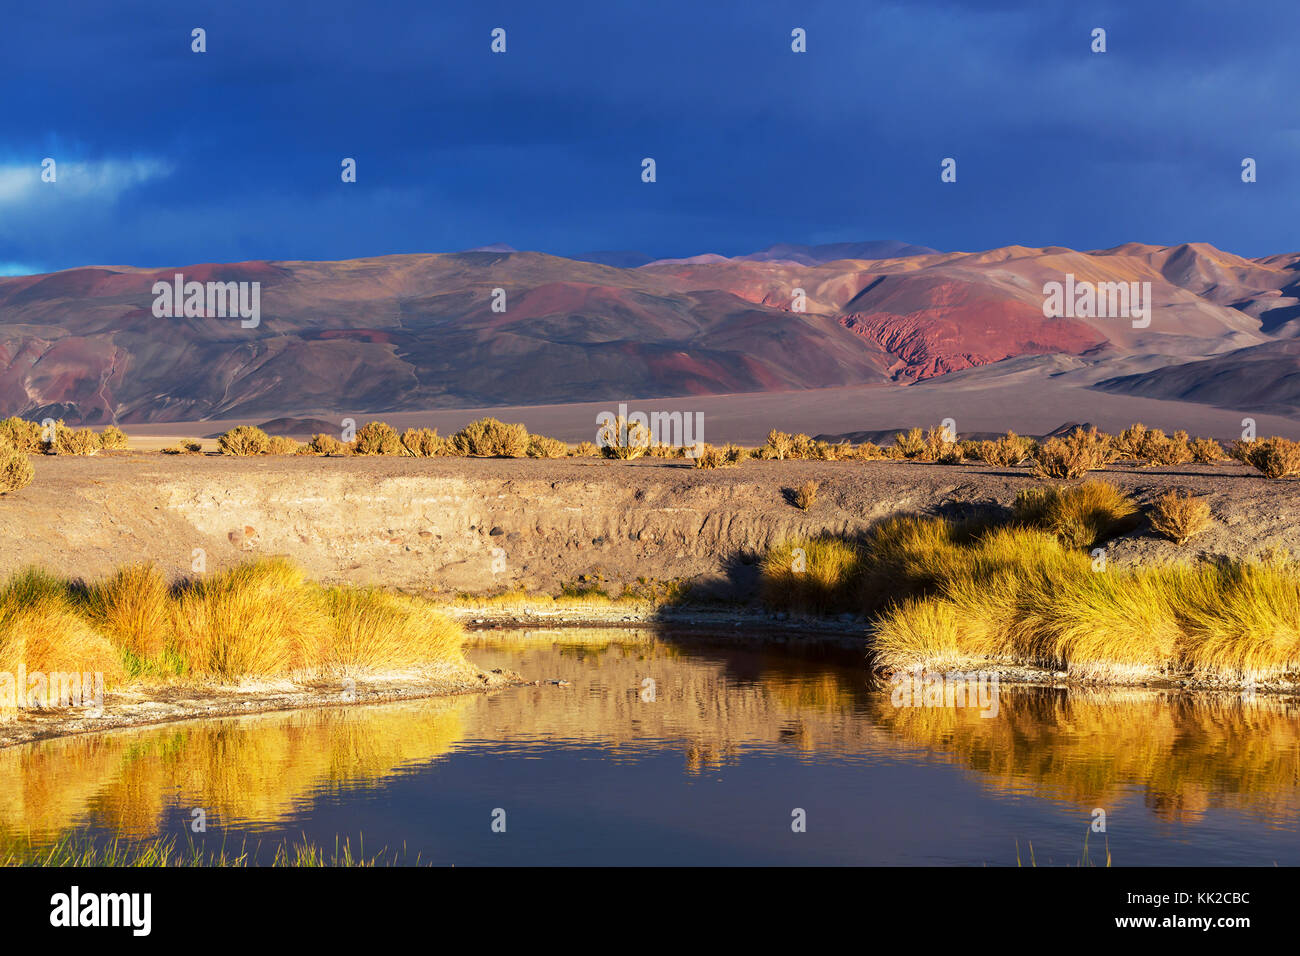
[2,628,1298,865]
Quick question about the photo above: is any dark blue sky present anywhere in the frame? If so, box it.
[1,0,1295,275]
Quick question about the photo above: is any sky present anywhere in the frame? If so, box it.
[1,0,1296,275]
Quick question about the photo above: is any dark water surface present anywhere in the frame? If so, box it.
[3,629,1298,865]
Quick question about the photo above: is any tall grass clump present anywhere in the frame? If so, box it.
[163,438,203,455]
[218,426,270,456]
[762,430,795,460]
[172,559,331,678]
[0,561,471,693]
[1012,481,1139,549]
[1188,438,1227,463]
[974,431,1035,467]
[759,536,863,615]
[452,417,530,457]
[81,563,176,676]
[321,588,466,673]
[47,424,100,456]
[0,569,124,708]
[867,525,1300,684]
[399,427,444,458]
[793,480,818,510]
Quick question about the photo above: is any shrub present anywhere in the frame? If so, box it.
[1149,490,1212,545]
[218,426,270,456]
[1239,437,1300,479]
[452,417,530,457]
[693,445,733,469]
[789,434,816,459]
[1012,481,1139,549]
[401,427,446,458]
[266,435,301,455]
[1032,427,1110,480]
[571,441,599,457]
[976,432,1034,467]
[526,434,568,458]
[763,430,794,460]
[1137,428,1192,467]
[793,480,818,510]
[596,416,650,460]
[162,439,203,455]
[352,421,402,456]
[1111,424,1150,460]
[723,443,748,465]
[0,450,34,495]
[98,425,128,451]
[49,425,100,456]
[0,417,42,454]
[850,441,887,461]
[1189,438,1227,463]
[893,427,927,459]
[308,433,348,456]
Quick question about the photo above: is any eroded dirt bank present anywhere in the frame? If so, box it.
[1,454,1297,598]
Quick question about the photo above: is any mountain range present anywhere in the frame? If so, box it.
[1,240,1298,426]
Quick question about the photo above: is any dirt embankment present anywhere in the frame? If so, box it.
[2,455,1297,599]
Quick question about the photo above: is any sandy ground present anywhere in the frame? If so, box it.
[0,664,524,751]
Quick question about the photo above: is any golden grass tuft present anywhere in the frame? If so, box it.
[0,417,42,454]
[1188,437,1227,463]
[1012,480,1139,549]
[321,587,466,673]
[266,435,301,455]
[172,558,332,678]
[0,569,125,708]
[82,563,175,672]
[98,425,128,451]
[759,536,862,615]
[308,433,349,456]
[1149,490,1212,545]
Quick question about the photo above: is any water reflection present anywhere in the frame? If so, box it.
[1,629,1297,858]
